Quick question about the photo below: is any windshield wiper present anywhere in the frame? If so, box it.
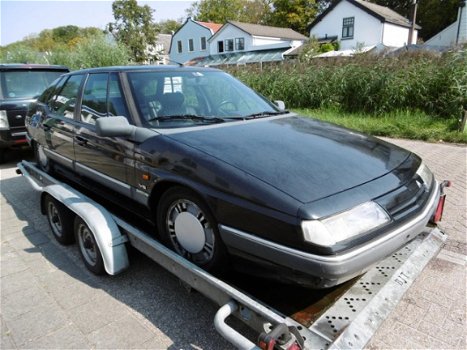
[147,114,225,123]
[243,111,288,119]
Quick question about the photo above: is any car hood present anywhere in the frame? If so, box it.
[165,115,411,203]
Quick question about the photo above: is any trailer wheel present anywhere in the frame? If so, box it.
[157,187,228,273]
[74,217,105,275]
[44,195,75,245]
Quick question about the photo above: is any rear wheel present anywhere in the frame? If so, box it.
[157,187,228,273]
[74,217,105,275]
[44,195,75,245]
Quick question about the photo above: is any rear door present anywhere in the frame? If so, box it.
[41,74,84,168]
[74,72,135,197]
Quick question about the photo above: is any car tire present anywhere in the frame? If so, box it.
[44,194,75,245]
[34,142,52,173]
[74,216,105,275]
[157,187,228,274]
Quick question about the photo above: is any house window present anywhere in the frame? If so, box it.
[200,37,207,50]
[218,41,224,53]
[188,39,194,52]
[225,39,234,52]
[342,17,354,39]
[177,40,182,53]
[235,38,245,51]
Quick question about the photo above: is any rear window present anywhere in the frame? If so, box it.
[1,70,66,99]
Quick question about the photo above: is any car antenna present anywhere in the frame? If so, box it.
[166,59,184,67]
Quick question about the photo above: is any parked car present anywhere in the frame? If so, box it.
[0,64,69,163]
[26,66,446,288]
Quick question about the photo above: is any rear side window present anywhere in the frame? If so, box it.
[0,70,66,99]
[51,74,84,119]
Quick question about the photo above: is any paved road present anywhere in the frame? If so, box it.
[1,139,466,349]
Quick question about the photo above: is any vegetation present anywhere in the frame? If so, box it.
[107,0,158,63]
[296,108,467,143]
[228,52,467,121]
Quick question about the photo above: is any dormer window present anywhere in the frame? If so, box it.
[342,17,354,39]
[235,38,245,51]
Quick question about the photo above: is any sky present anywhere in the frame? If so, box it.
[0,0,193,46]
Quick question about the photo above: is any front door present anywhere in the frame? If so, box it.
[74,72,134,197]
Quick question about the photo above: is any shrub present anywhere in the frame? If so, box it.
[227,52,467,120]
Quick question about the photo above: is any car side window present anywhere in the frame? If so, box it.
[81,73,109,125]
[50,75,83,119]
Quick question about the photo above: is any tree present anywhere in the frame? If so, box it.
[156,19,183,34]
[268,0,319,34]
[187,0,272,24]
[108,0,158,63]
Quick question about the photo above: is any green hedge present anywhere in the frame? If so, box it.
[227,52,467,120]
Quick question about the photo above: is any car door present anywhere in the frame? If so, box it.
[74,72,135,197]
[41,74,84,168]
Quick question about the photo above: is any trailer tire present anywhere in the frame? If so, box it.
[74,217,105,275]
[157,186,228,274]
[44,195,75,245]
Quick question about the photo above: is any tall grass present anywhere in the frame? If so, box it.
[227,52,467,121]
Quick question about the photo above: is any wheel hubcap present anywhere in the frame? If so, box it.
[47,202,62,237]
[78,224,97,265]
[167,199,215,264]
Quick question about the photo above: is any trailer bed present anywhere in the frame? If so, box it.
[17,160,446,349]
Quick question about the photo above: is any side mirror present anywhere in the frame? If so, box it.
[274,100,286,110]
[95,116,135,138]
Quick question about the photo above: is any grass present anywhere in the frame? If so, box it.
[294,108,467,144]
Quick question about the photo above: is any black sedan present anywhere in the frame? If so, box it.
[26,66,446,288]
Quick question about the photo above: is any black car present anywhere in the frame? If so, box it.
[0,64,69,163]
[26,66,446,288]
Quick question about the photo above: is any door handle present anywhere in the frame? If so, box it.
[74,135,88,145]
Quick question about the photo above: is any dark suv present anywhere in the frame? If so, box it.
[0,64,69,162]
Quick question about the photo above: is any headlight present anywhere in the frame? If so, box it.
[301,201,390,247]
[416,162,433,189]
[0,110,9,130]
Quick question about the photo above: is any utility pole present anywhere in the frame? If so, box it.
[408,0,418,45]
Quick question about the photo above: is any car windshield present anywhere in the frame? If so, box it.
[1,70,66,99]
[127,70,283,128]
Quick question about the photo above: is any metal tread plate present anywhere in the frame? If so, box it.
[302,228,446,349]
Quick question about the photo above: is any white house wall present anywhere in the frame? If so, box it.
[209,25,296,55]
[169,20,211,64]
[425,4,467,46]
[310,0,383,50]
[383,22,415,46]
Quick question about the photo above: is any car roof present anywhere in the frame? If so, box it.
[0,63,69,71]
[67,65,221,75]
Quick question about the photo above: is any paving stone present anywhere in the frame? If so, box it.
[86,314,154,349]
[0,269,38,297]
[67,294,130,334]
[0,256,29,277]
[140,335,174,349]
[5,302,69,346]
[1,284,55,321]
[20,324,90,349]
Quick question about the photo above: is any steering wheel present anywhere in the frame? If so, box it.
[217,100,237,115]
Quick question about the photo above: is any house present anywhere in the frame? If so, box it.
[191,21,307,66]
[424,0,466,48]
[168,18,222,64]
[308,0,420,51]
[145,34,172,65]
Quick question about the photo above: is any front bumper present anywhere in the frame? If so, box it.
[219,181,442,288]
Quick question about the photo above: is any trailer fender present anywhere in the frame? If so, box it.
[17,161,129,275]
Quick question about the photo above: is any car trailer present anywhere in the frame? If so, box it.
[17,160,447,350]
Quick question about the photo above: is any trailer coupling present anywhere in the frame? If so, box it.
[215,300,304,350]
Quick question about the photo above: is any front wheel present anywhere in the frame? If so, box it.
[157,187,228,273]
